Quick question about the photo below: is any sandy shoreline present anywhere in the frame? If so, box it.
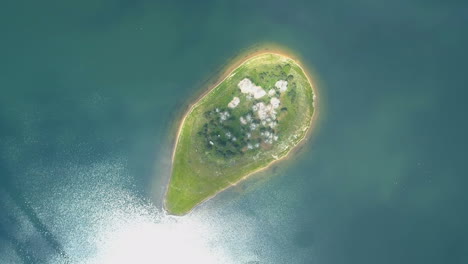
[163,44,321,216]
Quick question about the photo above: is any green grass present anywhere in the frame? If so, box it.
[165,53,315,215]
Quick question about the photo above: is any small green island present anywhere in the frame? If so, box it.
[165,52,317,215]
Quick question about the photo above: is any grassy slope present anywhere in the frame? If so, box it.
[165,53,315,215]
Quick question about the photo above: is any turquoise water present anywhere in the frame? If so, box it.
[1,0,467,263]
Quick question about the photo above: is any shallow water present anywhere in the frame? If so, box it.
[1,0,467,263]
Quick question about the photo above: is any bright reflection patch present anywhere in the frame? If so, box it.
[16,160,268,264]
[89,211,232,264]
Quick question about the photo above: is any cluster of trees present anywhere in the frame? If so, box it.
[198,108,275,159]
[248,64,294,87]
[198,109,244,159]
[248,64,298,104]
[197,63,299,159]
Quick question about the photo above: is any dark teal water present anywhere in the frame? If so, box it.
[1,0,467,263]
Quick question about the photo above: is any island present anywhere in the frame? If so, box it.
[164,51,317,215]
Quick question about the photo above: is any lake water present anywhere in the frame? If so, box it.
[1,0,467,263]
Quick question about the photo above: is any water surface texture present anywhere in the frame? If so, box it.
[1,0,467,263]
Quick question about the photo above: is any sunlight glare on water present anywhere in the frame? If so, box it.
[1,153,266,263]
[81,197,236,264]
[90,211,231,264]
